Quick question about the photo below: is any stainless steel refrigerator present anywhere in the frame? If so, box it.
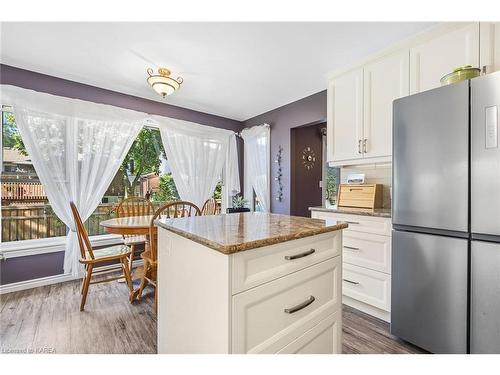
[392,71,500,354]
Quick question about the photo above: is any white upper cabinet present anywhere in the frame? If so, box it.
[327,22,485,166]
[363,50,409,159]
[410,23,480,94]
[328,68,363,163]
[480,22,500,74]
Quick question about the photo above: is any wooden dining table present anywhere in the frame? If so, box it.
[100,215,155,237]
[100,215,157,300]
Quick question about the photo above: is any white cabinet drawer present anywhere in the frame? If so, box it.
[343,231,392,274]
[342,263,391,312]
[311,211,391,236]
[277,311,341,354]
[231,257,342,354]
[231,231,341,294]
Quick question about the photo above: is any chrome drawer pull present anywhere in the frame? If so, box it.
[284,248,315,260]
[343,278,360,285]
[345,221,359,225]
[343,245,360,251]
[284,296,316,314]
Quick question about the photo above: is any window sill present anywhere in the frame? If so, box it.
[0,234,123,259]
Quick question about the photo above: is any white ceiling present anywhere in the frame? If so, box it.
[0,22,436,121]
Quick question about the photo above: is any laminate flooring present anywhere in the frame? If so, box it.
[0,277,427,354]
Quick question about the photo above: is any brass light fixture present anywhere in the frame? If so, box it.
[147,67,183,98]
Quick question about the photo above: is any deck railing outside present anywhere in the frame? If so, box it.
[1,200,221,242]
[1,181,47,203]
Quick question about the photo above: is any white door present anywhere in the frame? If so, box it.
[328,68,364,162]
[480,22,500,74]
[363,50,409,159]
[410,23,480,94]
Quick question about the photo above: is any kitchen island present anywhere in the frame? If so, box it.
[155,212,347,354]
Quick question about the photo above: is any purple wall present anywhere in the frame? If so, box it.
[243,91,327,214]
[0,64,244,286]
[0,252,65,285]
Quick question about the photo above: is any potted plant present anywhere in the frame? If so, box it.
[226,194,250,214]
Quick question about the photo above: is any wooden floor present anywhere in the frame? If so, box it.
[0,277,426,354]
[342,305,426,354]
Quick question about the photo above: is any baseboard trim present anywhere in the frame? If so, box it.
[0,260,145,295]
[0,273,76,294]
[343,295,391,323]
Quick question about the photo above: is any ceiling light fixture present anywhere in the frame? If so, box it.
[147,67,183,98]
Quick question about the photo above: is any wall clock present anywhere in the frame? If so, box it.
[301,146,316,170]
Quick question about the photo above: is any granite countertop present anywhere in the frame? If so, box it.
[309,206,392,218]
[155,212,348,255]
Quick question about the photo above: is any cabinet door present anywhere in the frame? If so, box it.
[231,257,341,354]
[328,68,364,162]
[276,311,341,354]
[410,23,479,94]
[363,50,409,159]
[480,22,500,74]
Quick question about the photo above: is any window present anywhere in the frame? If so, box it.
[1,108,69,242]
[1,115,225,245]
[86,126,181,236]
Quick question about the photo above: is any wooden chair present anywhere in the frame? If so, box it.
[70,202,133,311]
[201,197,218,215]
[116,196,154,273]
[133,201,201,310]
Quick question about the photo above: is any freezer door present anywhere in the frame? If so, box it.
[393,81,469,232]
[391,230,468,354]
[471,72,500,237]
[471,240,500,353]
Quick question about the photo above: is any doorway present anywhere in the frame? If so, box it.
[290,123,325,217]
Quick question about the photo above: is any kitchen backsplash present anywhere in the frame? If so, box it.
[340,163,392,208]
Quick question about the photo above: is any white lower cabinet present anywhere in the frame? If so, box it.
[343,263,391,312]
[343,231,391,274]
[311,210,392,322]
[232,257,341,354]
[158,228,343,354]
[277,311,341,354]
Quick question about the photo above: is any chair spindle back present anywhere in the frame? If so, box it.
[116,196,154,218]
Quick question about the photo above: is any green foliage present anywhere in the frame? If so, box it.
[121,127,166,195]
[232,194,248,209]
[213,181,222,200]
[326,166,338,205]
[154,173,180,202]
[2,112,27,155]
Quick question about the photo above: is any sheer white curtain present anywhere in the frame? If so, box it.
[153,116,240,209]
[1,85,145,276]
[241,124,270,212]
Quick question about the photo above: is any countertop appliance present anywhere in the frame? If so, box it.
[392,71,500,354]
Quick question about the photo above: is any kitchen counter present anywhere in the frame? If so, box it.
[157,212,345,354]
[309,206,392,218]
[155,212,348,254]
